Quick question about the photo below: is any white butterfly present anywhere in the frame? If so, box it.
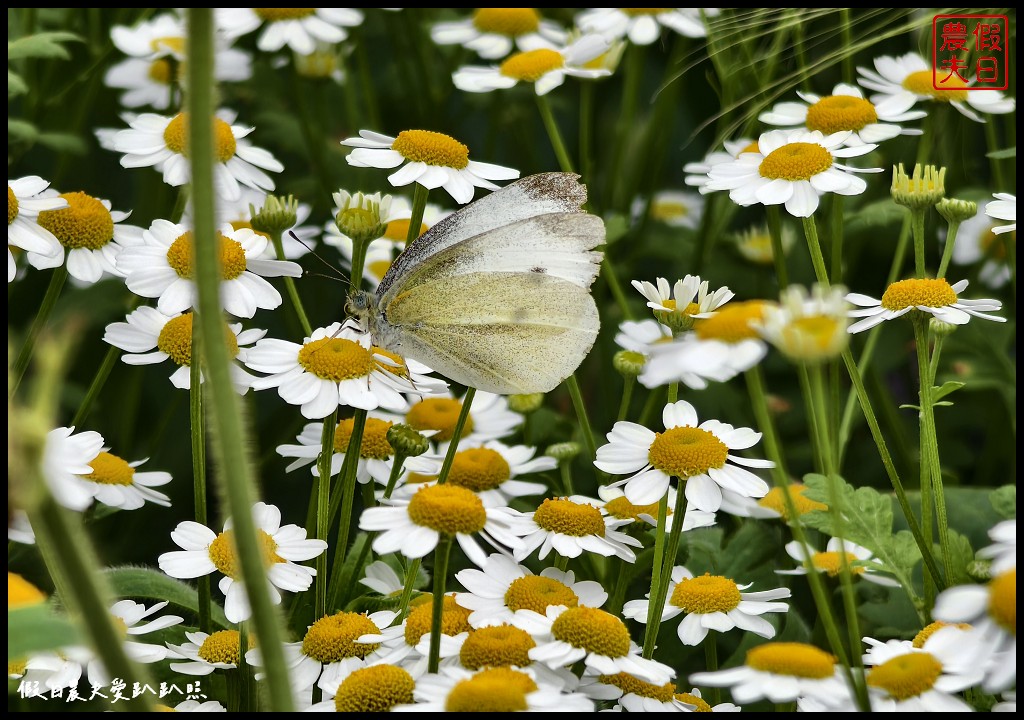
[347,173,605,394]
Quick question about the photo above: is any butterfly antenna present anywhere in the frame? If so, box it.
[290,231,350,288]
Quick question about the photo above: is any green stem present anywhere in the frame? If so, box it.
[269,230,312,336]
[766,206,789,289]
[189,343,211,634]
[607,45,643,209]
[11,263,67,398]
[427,534,453,673]
[435,387,476,484]
[554,554,570,572]
[601,252,635,320]
[801,215,830,288]
[617,376,635,422]
[579,81,595,192]
[289,70,335,203]
[406,184,429,245]
[565,374,598,461]
[315,410,338,619]
[331,409,366,576]
[185,10,293,710]
[383,453,408,500]
[641,490,669,658]
[169,185,189,224]
[704,637,721,706]
[70,344,120,428]
[667,381,678,404]
[607,556,632,614]
[830,196,844,285]
[238,625,255,713]
[983,114,1007,190]
[536,93,575,173]
[936,220,960,279]
[397,558,421,620]
[643,484,687,658]
[839,9,854,84]
[559,462,575,497]
[910,208,927,278]
[745,367,788,484]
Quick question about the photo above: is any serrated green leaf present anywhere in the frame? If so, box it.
[7,31,82,61]
[8,119,38,142]
[989,486,1015,519]
[889,531,923,572]
[37,132,87,155]
[8,70,28,96]
[104,567,230,629]
[931,381,965,402]
[8,603,81,659]
[986,146,1016,159]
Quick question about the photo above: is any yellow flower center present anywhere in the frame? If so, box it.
[650,199,690,222]
[693,301,768,343]
[156,313,240,367]
[658,299,700,315]
[334,664,415,712]
[253,8,316,22]
[391,130,469,170]
[989,569,1015,635]
[406,397,474,442]
[367,258,394,282]
[404,595,472,646]
[8,572,47,608]
[670,573,742,614]
[533,497,606,537]
[8,186,18,225]
[647,426,729,478]
[499,48,564,82]
[604,496,665,522]
[551,606,631,658]
[384,218,428,242]
[759,142,833,181]
[676,692,714,711]
[805,95,879,134]
[912,621,971,648]
[867,652,943,700]
[163,113,237,163]
[111,616,129,639]
[738,141,761,155]
[445,667,538,713]
[472,8,540,36]
[736,228,775,264]
[82,451,135,486]
[297,337,376,382]
[599,673,675,702]
[622,8,669,15]
[301,612,382,662]
[36,192,114,250]
[880,278,957,311]
[8,659,27,676]
[406,484,487,535]
[334,417,395,459]
[150,36,185,55]
[810,551,864,577]
[148,58,178,85]
[757,484,827,519]
[746,642,836,678]
[229,219,270,241]
[165,231,248,280]
[504,575,579,614]
[446,448,511,492]
[902,70,969,102]
[207,529,284,579]
[459,624,536,669]
[197,630,240,665]
[373,345,409,378]
[778,315,848,361]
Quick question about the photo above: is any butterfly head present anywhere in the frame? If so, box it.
[345,290,376,330]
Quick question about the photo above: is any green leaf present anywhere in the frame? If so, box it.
[989,486,1016,519]
[103,566,230,629]
[8,70,28,96]
[986,146,1016,160]
[942,531,974,586]
[8,603,81,659]
[8,118,38,142]
[846,199,909,232]
[37,132,87,155]
[7,31,82,61]
[931,381,965,403]
[331,532,372,611]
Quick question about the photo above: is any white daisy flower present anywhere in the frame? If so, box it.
[986,192,1016,234]
[690,641,851,706]
[722,482,828,522]
[778,537,901,587]
[361,483,529,567]
[615,318,673,355]
[19,647,94,695]
[857,52,1016,122]
[167,630,242,676]
[86,600,184,686]
[373,593,474,672]
[514,495,643,562]
[706,129,881,218]
[359,560,404,597]
[103,307,263,394]
[639,301,772,390]
[158,502,328,623]
[306,658,420,712]
[26,191,143,284]
[341,129,520,205]
[169,700,227,712]
[431,8,567,59]
[420,439,554,507]
[110,110,284,201]
[216,8,364,56]
[453,34,611,95]
[117,219,301,318]
[576,8,715,45]
[594,400,773,509]
[632,190,705,230]
[248,610,398,692]
[579,674,741,712]
[759,82,925,146]
[846,278,1005,333]
[933,567,1016,693]
[43,426,105,511]
[950,199,1014,288]
[978,519,1015,575]
[446,622,554,673]
[8,176,65,282]
[393,665,594,712]
[106,12,251,109]
[733,223,796,265]
[757,284,850,363]
[76,449,172,510]
[683,137,758,194]
[454,553,608,629]
[514,604,675,685]
[398,390,522,445]
[597,484,715,532]
[244,322,445,419]
[623,565,790,646]
[854,625,985,712]
[994,692,1016,713]
[632,275,733,318]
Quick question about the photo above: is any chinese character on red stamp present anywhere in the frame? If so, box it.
[932,14,1010,91]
